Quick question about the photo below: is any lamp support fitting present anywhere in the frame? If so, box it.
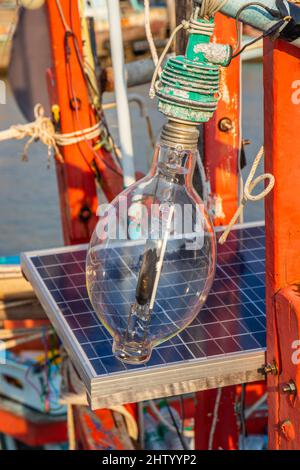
[154,8,231,126]
[160,121,200,150]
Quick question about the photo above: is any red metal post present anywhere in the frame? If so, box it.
[264,38,300,450]
[46,0,123,245]
[194,14,240,450]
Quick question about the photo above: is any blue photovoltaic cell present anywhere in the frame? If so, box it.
[27,225,266,377]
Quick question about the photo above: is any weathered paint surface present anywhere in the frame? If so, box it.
[157,19,224,124]
[195,14,240,450]
[274,288,300,449]
[264,38,300,450]
[203,14,240,226]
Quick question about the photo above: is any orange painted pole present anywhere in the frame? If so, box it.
[46,0,123,245]
[203,14,240,226]
[45,1,136,448]
[194,14,240,450]
[264,38,300,450]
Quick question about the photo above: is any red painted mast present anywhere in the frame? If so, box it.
[45,1,138,447]
[264,38,300,450]
[46,0,123,245]
[194,14,241,450]
[203,15,241,226]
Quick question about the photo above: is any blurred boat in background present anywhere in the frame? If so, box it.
[0,0,170,72]
[0,0,263,74]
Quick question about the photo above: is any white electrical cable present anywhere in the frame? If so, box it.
[106,0,136,187]
[196,150,209,204]
[208,387,222,450]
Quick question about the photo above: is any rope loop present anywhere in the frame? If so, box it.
[243,146,275,202]
[219,146,275,245]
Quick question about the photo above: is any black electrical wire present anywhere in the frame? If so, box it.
[165,399,188,451]
[235,1,282,22]
[232,2,291,59]
[67,0,123,171]
[69,6,122,176]
[64,34,123,179]
[56,0,123,180]
[232,20,289,59]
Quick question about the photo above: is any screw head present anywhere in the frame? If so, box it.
[218,117,233,132]
[279,419,296,442]
[282,381,297,395]
[258,361,278,376]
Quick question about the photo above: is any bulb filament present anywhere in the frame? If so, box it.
[123,198,175,358]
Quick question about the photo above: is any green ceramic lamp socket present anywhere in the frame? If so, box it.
[156,17,232,127]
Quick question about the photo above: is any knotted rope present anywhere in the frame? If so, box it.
[0,104,103,165]
[219,146,275,245]
[7,104,63,163]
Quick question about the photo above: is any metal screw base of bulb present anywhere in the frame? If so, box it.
[113,338,152,364]
[160,120,199,150]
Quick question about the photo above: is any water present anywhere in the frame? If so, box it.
[0,62,263,257]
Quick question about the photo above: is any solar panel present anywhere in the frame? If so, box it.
[21,222,266,409]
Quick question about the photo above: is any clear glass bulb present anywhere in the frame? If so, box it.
[86,142,216,364]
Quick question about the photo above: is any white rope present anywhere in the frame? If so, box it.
[55,122,102,146]
[219,146,275,245]
[55,0,71,32]
[149,20,189,99]
[0,104,103,163]
[208,387,222,450]
[144,0,159,66]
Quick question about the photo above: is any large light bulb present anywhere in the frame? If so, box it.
[86,122,216,364]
